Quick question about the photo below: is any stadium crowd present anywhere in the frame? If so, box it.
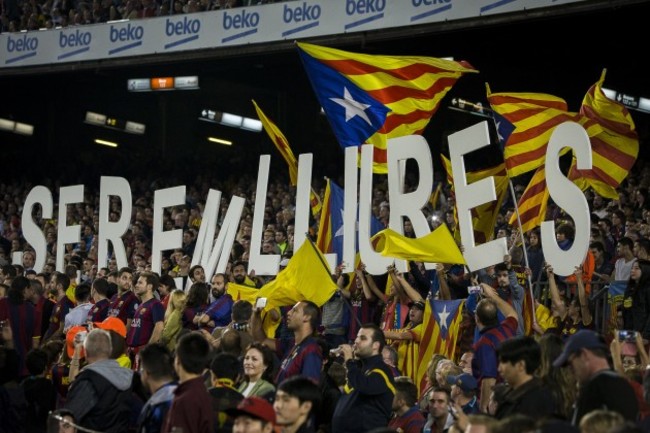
[0,0,295,33]
[1,155,650,433]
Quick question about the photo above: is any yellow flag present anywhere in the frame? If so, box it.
[371,225,466,265]
[226,282,280,338]
[257,240,337,309]
[226,282,259,305]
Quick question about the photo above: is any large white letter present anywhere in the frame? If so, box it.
[387,135,435,270]
[449,122,507,271]
[249,155,280,275]
[151,186,185,273]
[56,185,84,271]
[293,154,313,253]
[98,177,132,269]
[204,195,245,278]
[22,186,53,272]
[359,145,395,275]
[541,122,592,276]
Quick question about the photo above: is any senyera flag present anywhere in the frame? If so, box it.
[297,41,478,173]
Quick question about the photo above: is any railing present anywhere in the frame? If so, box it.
[531,280,615,336]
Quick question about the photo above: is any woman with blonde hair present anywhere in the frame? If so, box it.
[161,289,186,353]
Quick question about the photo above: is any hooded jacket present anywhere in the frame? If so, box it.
[65,359,134,433]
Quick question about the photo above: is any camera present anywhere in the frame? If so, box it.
[618,330,637,341]
[468,285,482,295]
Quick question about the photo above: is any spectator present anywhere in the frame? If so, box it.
[161,289,186,353]
[553,329,639,425]
[162,332,215,433]
[0,275,38,377]
[331,323,395,433]
[225,396,277,433]
[494,336,556,420]
[273,375,321,433]
[209,352,244,433]
[472,283,518,413]
[251,300,323,385]
[136,343,177,433]
[388,379,426,433]
[126,271,165,369]
[65,329,134,433]
[238,342,276,401]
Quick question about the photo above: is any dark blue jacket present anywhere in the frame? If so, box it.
[331,354,395,433]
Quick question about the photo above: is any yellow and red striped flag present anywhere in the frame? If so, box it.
[487,86,580,178]
[415,298,465,394]
[441,155,508,244]
[508,166,549,233]
[568,70,639,199]
[297,42,478,173]
[253,100,322,217]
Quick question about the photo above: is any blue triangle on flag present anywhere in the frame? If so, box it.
[298,49,390,148]
[492,111,515,151]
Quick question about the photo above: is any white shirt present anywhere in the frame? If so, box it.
[64,302,93,331]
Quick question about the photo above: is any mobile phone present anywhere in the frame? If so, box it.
[255,297,267,309]
[468,286,482,295]
[619,330,637,341]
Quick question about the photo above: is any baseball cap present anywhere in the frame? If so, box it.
[66,325,88,358]
[408,300,426,310]
[446,373,478,392]
[94,317,127,338]
[553,329,607,367]
[225,397,275,424]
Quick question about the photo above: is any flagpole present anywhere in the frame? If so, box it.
[304,233,362,328]
[508,180,538,328]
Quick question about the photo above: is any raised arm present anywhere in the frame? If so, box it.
[546,265,567,319]
[574,266,593,326]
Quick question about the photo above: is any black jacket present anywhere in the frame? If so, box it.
[495,377,557,421]
[331,354,395,433]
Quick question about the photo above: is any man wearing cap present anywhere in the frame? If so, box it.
[383,298,425,386]
[553,329,638,425]
[226,396,276,433]
[494,336,555,420]
[446,373,479,415]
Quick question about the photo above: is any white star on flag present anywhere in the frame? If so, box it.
[330,87,373,125]
[496,120,506,143]
[438,304,450,331]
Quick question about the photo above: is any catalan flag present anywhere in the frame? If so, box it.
[441,155,508,244]
[297,42,478,173]
[487,85,581,177]
[416,297,465,393]
[568,70,639,200]
[316,178,383,261]
[508,167,549,233]
[253,100,322,216]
